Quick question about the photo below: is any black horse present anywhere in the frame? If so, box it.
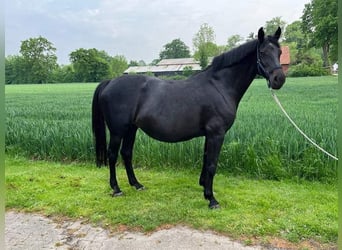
[92,27,285,208]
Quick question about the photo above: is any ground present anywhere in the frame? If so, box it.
[5,211,260,250]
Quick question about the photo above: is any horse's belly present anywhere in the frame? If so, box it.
[141,127,203,142]
[137,117,204,143]
[134,91,204,142]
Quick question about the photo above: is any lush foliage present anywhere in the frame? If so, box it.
[5,157,337,246]
[6,37,58,84]
[284,21,306,50]
[5,56,28,84]
[5,76,337,182]
[69,48,110,82]
[302,0,338,66]
[192,23,222,68]
[287,63,329,77]
[5,38,129,84]
[264,17,287,36]
[286,46,329,77]
[49,64,77,83]
[225,35,243,51]
[69,49,128,82]
[159,38,191,60]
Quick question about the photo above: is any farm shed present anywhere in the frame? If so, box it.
[124,46,290,76]
[124,58,202,77]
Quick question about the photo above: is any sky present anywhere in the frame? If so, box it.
[5,0,310,65]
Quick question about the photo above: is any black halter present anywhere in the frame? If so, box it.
[256,42,282,87]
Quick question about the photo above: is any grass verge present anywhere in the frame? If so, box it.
[5,156,337,248]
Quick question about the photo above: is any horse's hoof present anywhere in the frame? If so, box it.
[134,183,145,191]
[209,203,220,209]
[209,201,220,209]
[112,191,123,197]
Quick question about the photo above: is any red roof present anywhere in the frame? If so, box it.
[280,46,290,65]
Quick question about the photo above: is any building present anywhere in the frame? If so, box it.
[280,46,290,74]
[124,46,290,76]
[124,58,202,77]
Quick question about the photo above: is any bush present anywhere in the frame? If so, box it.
[287,63,329,77]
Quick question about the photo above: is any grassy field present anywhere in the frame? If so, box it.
[5,76,338,181]
[5,156,337,248]
[5,76,338,248]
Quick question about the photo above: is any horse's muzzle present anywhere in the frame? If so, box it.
[269,69,286,90]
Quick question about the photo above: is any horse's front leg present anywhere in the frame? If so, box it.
[201,133,224,209]
[199,138,208,187]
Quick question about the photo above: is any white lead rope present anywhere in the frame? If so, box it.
[270,89,338,161]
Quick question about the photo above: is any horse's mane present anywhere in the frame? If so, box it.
[211,40,258,72]
[211,35,281,72]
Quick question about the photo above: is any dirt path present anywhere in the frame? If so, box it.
[5,211,262,250]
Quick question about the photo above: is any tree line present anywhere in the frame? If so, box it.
[5,0,337,84]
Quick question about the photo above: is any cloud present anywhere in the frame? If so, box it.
[5,0,310,64]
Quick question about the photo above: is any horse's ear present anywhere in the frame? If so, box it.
[258,27,265,43]
[274,26,281,40]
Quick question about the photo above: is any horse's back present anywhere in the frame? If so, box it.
[101,74,147,94]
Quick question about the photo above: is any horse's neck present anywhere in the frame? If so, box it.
[214,52,257,104]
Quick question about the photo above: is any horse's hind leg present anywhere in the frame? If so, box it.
[108,134,123,196]
[120,126,144,190]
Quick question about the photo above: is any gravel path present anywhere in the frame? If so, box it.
[5,211,262,250]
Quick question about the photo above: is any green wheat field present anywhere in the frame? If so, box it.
[5,76,338,181]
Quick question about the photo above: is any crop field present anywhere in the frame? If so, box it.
[5,76,338,181]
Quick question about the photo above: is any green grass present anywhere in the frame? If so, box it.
[4,77,338,248]
[5,156,337,247]
[5,76,338,181]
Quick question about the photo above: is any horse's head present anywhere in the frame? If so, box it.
[257,27,286,90]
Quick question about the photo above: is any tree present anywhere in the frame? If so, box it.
[198,49,208,69]
[5,55,27,84]
[282,20,308,65]
[19,36,58,83]
[302,0,338,67]
[129,60,139,66]
[138,60,146,66]
[264,17,286,39]
[150,59,161,66]
[193,23,215,50]
[159,38,191,59]
[284,20,306,49]
[109,55,128,78]
[50,65,76,83]
[183,66,193,77]
[226,34,243,51]
[193,23,219,68]
[245,32,255,42]
[69,48,110,82]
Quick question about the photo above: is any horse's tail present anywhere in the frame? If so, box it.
[92,79,111,167]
